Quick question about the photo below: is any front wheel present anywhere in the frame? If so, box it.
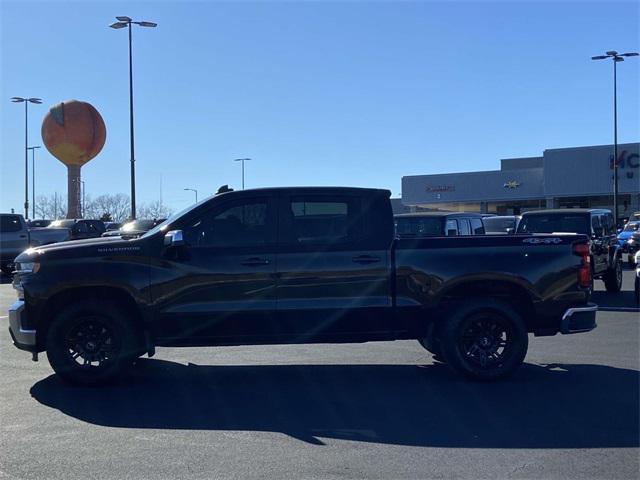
[440,299,528,381]
[603,257,623,293]
[46,301,140,386]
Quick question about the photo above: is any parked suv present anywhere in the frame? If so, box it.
[48,219,106,240]
[395,212,486,237]
[517,209,622,292]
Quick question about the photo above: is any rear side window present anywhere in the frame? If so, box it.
[458,219,471,235]
[0,215,22,233]
[287,197,361,244]
[395,217,443,237]
[470,218,485,235]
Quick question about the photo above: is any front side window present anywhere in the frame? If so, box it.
[184,200,268,247]
[0,215,22,233]
[288,197,360,244]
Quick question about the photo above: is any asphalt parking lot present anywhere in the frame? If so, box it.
[0,272,638,480]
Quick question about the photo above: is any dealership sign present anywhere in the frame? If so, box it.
[503,180,521,189]
[426,185,455,192]
[609,150,639,169]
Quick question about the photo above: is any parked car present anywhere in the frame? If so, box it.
[9,186,596,385]
[517,208,622,293]
[634,251,640,305]
[102,219,166,238]
[483,215,521,235]
[28,219,52,228]
[0,213,70,274]
[625,231,640,267]
[104,222,122,231]
[395,212,486,237]
[48,219,106,240]
[618,220,640,250]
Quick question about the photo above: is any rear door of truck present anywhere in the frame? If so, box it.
[275,190,394,339]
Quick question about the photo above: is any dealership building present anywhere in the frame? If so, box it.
[401,142,640,218]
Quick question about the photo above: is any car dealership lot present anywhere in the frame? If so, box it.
[0,273,638,480]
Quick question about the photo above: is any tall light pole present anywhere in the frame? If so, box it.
[27,146,41,218]
[592,50,639,226]
[234,158,251,190]
[184,188,198,203]
[109,16,157,220]
[10,97,42,219]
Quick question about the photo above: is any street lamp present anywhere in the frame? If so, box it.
[592,50,639,226]
[234,158,252,190]
[11,96,42,219]
[184,188,198,203]
[27,146,41,219]
[109,16,157,220]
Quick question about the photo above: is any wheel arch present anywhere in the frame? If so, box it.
[36,286,146,351]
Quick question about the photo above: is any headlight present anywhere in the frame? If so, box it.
[15,262,40,274]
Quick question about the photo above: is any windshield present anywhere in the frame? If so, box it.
[48,220,75,228]
[517,214,589,235]
[483,217,516,233]
[141,197,211,239]
[395,216,443,237]
[623,222,640,232]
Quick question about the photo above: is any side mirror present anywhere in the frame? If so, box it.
[164,230,184,247]
[617,228,622,234]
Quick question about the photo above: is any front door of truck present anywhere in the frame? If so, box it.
[274,193,393,340]
[153,196,278,343]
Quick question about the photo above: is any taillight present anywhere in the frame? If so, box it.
[573,242,591,288]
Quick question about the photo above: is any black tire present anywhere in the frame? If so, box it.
[0,262,13,275]
[46,301,140,386]
[440,299,528,381]
[603,257,623,293]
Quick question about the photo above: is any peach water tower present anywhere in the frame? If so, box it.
[41,100,106,218]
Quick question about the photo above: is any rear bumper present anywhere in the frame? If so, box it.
[560,303,598,334]
[8,300,37,352]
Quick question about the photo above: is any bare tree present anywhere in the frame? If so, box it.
[86,194,131,222]
[138,200,173,220]
[34,193,67,220]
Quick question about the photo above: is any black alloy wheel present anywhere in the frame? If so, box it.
[65,318,119,369]
[457,313,513,370]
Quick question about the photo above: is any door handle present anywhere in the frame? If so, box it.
[241,257,270,266]
[352,255,381,264]
[19,234,27,238]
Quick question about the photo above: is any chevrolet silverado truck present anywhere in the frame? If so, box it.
[9,187,597,385]
[0,213,70,274]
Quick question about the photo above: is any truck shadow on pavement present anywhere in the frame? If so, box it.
[30,360,639,448]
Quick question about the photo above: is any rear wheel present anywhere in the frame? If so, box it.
[603,257,623,293]
[440,299,528,381]
[46,301,140,386]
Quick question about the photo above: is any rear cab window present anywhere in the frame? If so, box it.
[517,214,589,235]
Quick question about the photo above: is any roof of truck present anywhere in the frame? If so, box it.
[394,211,485,218]
[521,208,612,215]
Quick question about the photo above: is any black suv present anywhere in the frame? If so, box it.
[394,212,486,237]
[517,209,622,292]
[48,219,106,240]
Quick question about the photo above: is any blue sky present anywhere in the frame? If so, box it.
[1,0,638,214]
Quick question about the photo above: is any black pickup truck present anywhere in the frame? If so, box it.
[9,187,597,385]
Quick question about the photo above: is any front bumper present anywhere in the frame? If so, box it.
[8,300,37,352]
[560,303,598,334]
